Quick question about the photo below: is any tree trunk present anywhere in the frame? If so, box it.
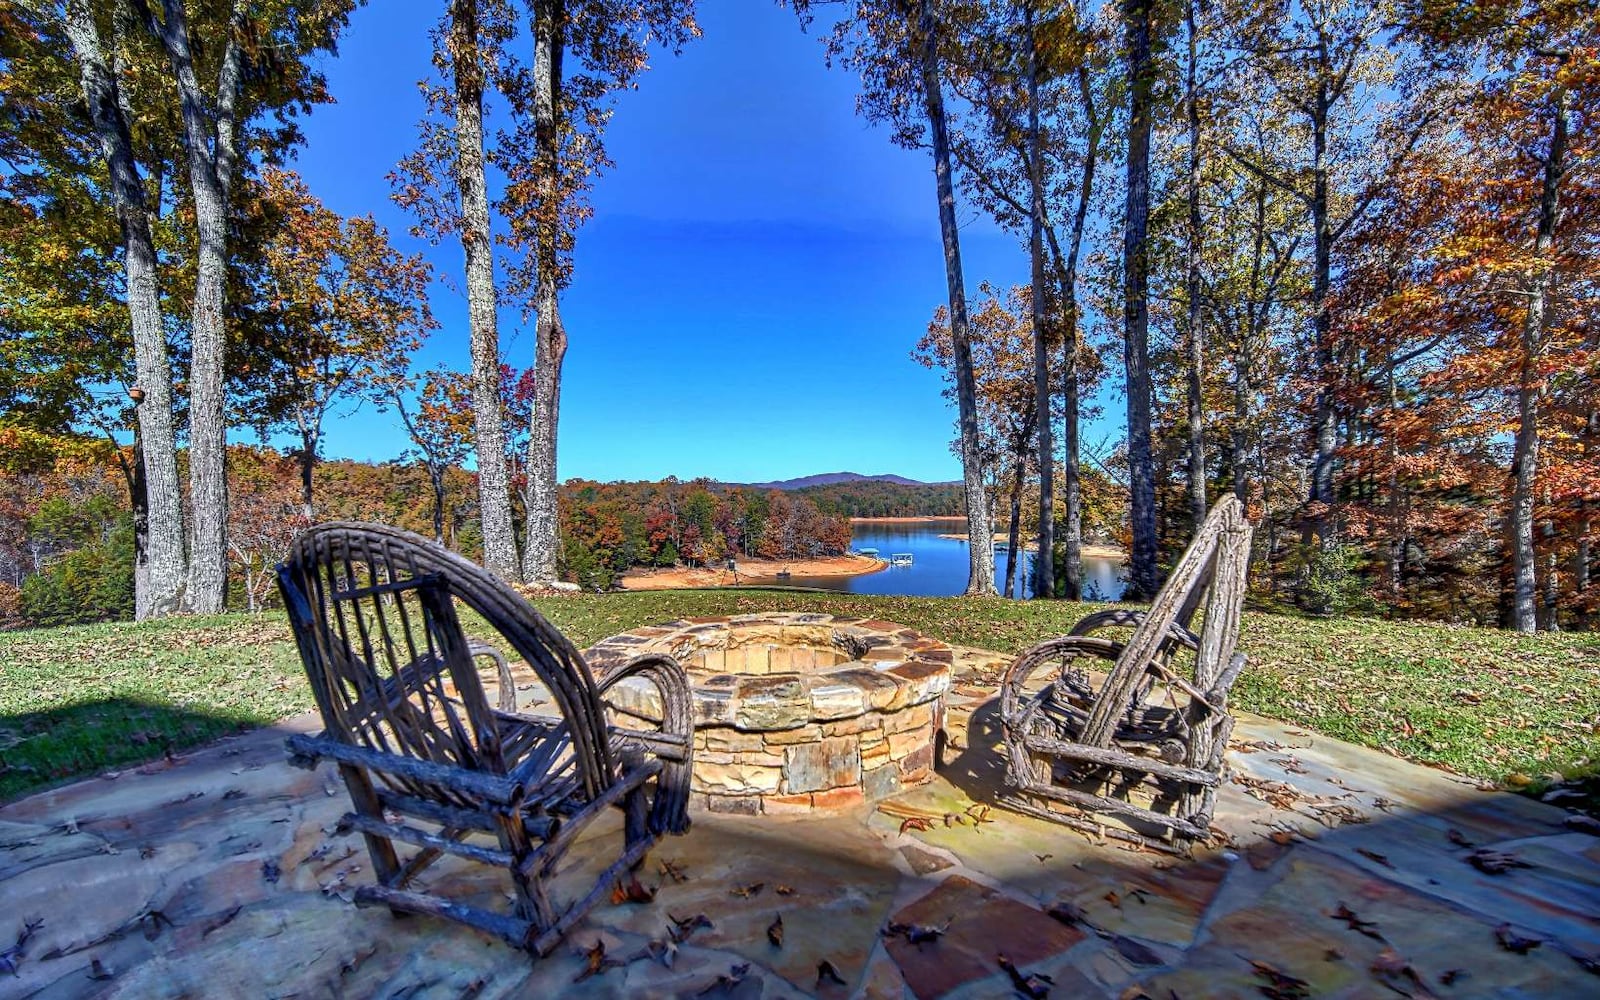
[1051,66,1100,602]
[61,0,186,618]
[449,0,520,582]
[431,468,447,544]
[917,0,993,595]
[1024,0,1053,599]
[1183,0,1206,532]
[1307,83,1336,550]
[1004,458,1024,599]
[153,0,243,614]
[297,413,319,521]
[522,0,567,584]
[1122,0,1159,600]
[1507,85,1567,633]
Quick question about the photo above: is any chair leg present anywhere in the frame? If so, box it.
[494,813,558,933]
[338,764,401,883]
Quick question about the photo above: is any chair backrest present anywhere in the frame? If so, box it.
[277,522,617,801]
[1079,496,1253,747]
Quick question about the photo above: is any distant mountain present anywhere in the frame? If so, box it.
[746,472,937,491]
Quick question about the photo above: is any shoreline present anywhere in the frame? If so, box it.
[934,532,1125,561]
[620,554,887,591]
[850,515,965,524]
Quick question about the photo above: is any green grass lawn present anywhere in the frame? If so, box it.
[3,589,1597,803]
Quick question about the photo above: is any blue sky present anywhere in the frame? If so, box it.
[291,0,1062,483]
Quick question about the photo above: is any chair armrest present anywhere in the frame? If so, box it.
[285,732,522,806]
[469,640,517,713]
[1069,609,1200,653]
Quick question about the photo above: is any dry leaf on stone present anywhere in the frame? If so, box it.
[1439,969,1467,985]
[1331,903,1385,941]
[1371,948,1436,998]
[884,919,950,946]
[731,881,765,899]
[767,913,784,948]
[1468,849,1532,875]
[668,912,713,944]
[1495,924,1541,954]
[998,954,1052,997]
[900,817,934,835]
[659,858,689,883]
[1035,853,1053,863]
[697,962,752,996]
[88,958,113,981]
[261,860,281,884]
[776,884,796,896]
[817,959,847,987]
[610,876,656,905]
[1248,959,1310,1000]
[1045,901,1089,927]
[1356,848,1394,869]
[572,939,622,983]
[1446,829,1474,849]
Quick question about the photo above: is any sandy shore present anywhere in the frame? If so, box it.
[935,532,1125,561]
[619,554,887,590]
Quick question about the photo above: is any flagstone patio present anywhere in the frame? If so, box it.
[2,645,1597,998]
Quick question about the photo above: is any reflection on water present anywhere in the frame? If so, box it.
[770,518,1126,600]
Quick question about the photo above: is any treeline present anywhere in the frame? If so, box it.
[796,481,964,518]
[561,479,852,591]
[0,452,863,626]
[835,0,1597,627]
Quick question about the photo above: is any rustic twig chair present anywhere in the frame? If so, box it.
[276,522,694,955]
[999,496,1253,852]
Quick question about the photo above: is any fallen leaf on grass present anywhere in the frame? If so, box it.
[1495,924,1541,954]
[998,954,1053,998]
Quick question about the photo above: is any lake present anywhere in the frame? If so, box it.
[776,518,1127,600]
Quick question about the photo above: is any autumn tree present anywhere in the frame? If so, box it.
[944,0,1114,598]
[393,369,476,544]
[918,284,1045,597]
[243,168,435,519]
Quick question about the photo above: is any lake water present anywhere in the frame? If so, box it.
[774,518,1127,600]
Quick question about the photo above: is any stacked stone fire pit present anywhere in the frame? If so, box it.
[585,613,952,815]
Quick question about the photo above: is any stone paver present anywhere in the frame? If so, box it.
[2,646,1597,998]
